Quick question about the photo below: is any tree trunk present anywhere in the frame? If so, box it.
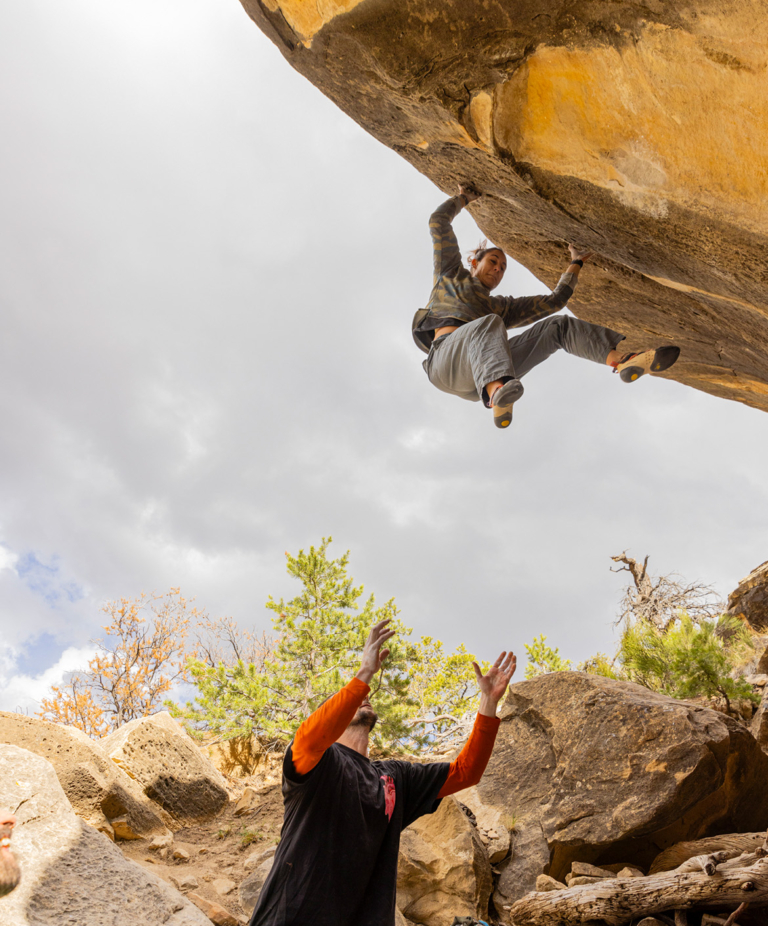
[509,858,768,926]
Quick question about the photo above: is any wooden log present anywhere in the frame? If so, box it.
[509,858,768,926]
[650,834,767,874]
[677,851,739,875]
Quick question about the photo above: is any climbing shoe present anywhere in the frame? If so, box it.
[615,346,680,383]
[491,378,524,429]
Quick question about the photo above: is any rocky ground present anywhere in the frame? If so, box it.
[122,781,284,925]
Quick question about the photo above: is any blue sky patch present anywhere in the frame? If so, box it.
[16,552,86,607]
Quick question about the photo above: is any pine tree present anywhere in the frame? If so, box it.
[524,634,572,679]
[175,538,490,754]
[620,614,759,713]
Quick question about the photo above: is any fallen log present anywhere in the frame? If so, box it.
[650,834,767,874]
[509,858,768,926]
[677,851,742,875]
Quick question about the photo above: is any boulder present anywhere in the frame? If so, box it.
[0,711,170,839]
[188,893,239,926]
[240,0,768,413]
[243,845,277,872]
[239,857,274,914]
[727,561,768,632]
[212,878,237,896]
[0,744,210,926]
[101,711,229,825]
[233,786,259,816]
[535,874,566,892]
[396,795,492,926]
[473,672,768,914]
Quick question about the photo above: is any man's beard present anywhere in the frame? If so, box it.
[0,825,21,898]
[350,705,378,731]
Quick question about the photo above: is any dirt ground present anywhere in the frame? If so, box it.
[121,779,285,924]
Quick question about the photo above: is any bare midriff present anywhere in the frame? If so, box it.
[434,325,459,340]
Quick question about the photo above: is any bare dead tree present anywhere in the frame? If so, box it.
[193,614,273,670]
[611,553,724,632]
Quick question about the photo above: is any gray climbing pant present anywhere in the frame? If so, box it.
[422,313,625,404]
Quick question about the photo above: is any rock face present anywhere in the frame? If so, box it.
[0,712,169,840]
[239,0,768,412]
[0,744,210,926]
[459,786,512,863]
[752,688,768,754]
[471,672,768,914]
[397,795,492,926]
[101,711,229,826]
[727,560,768,632]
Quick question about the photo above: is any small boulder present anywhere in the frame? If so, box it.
[101,711,229,825]
[616,866,645,878]
[173,846,191,861]
[188,893,239,926]
[239,857,274,913]
[233,786,260,816]
[570,861,617,879]
[243,845,277,871]
[110,814,143,840]
[149,831,174,852]
[0,743,210,926]
[212,878,237,896]
[599,862,646,875]
[535,874,566,892]
[170,873,200,892]
[0,711,170,839]
[397,795,492,926]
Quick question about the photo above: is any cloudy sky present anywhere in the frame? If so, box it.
[1,1,767,714]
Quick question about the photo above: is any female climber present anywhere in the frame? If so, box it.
[412,185,680,428]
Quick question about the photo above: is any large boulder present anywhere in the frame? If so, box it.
[101,711,229,825]
[0,744,210,926]
[396,795,492,926]
[471,672,768,916]
[727,561,768,633]
[0,712,170,840]
[239,0,768,414]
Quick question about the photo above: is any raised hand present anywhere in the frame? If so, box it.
[459,183,481,204]
[473,651,517,715]
[568,243,594,264]
[356,619,397,686]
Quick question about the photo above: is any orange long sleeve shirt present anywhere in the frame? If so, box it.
[291,678,500,795]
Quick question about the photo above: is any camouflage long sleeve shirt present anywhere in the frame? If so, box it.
[412,195,578,353]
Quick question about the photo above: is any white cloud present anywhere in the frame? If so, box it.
[0,645,96,714]
[0,545,18,573]
[0,0,765,691]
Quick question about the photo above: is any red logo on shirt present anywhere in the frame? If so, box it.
[380,775,396,820]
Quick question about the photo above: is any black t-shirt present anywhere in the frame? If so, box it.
[249,743,450,926]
